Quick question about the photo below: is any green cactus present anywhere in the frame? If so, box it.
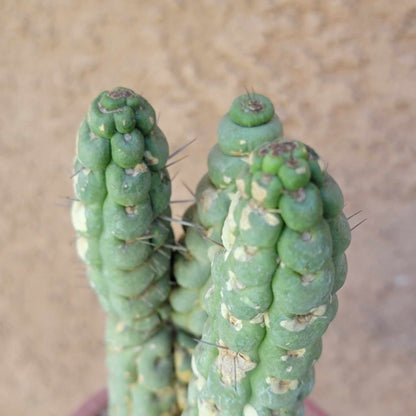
[187,131,350,415]
[71,87,177,416]
[71,89,350,416]
[170,93,283,339]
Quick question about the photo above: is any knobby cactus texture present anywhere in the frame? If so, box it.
[71,89,349,416]
[171,94,283,414]
[183,100,350,415]
[71,87,177,416]
[170,94,283,338]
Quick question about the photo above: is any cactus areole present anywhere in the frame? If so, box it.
[71,88,349,416]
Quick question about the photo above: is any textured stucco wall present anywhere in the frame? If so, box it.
[1,1,415,415]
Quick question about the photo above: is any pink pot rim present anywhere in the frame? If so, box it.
[71,389,107,416]
[70,388,328,416]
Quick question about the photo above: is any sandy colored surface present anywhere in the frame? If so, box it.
[1,1,415,415]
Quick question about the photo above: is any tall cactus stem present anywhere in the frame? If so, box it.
[72,87,178,416]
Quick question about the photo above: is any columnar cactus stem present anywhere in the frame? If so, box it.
[170,93,283,339]
[71,87,177,416]
[71,89,350,416]
[170,94,283,416]
[187,121,350,413]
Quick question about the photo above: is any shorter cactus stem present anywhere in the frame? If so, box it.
[186,95,350,416]
[170,92,284,339]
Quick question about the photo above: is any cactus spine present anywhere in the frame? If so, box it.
[72,87,177,416]
[170,93,283,339]
[187,100,350,415]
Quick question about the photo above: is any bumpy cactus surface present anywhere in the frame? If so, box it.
[186,132,350,414]
[71,87,177,416]
[71,89,350,416]
[170,94,283,338]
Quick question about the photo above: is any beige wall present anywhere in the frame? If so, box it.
[1,1,415,415]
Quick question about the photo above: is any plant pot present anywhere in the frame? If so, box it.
[71,389,329,416]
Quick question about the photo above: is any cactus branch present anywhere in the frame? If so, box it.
[71,87,178,416]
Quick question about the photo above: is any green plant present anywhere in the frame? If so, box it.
[72,87,177,415]
[185,136,349,416]
[170,93,283,338]
[71,88,350,416]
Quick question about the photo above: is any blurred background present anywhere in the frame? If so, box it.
[1,1,415,415]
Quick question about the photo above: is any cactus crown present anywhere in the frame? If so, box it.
[229,93,275,126]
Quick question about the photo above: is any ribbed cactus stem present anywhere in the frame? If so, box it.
[72,87,177,416]
[170,93,283,339]
[188,124,350,414]
[170,94,283,416]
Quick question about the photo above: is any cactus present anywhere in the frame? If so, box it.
[186,131,350,415]
[170,93,283,339]
[71,89,350,416]
[71,87,177,416]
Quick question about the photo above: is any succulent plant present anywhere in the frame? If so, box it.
[71,87,177,416]
[71,89,350,416]
[170,93,283,339]
[185,134,350,415]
